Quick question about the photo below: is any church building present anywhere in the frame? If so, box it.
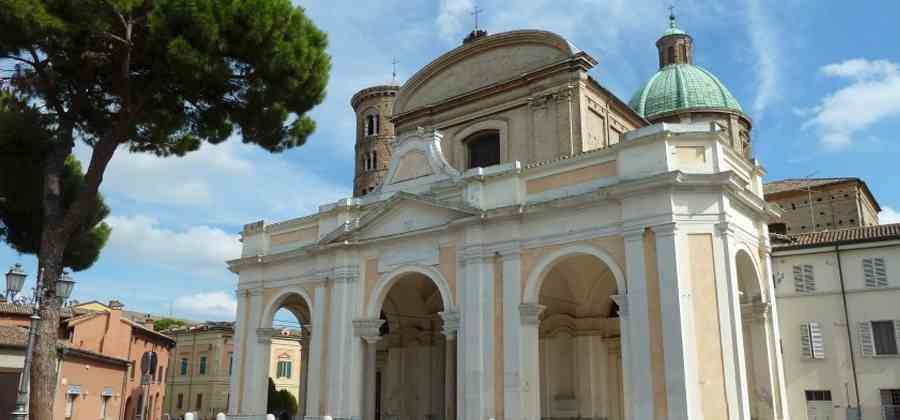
[227,15,790,420]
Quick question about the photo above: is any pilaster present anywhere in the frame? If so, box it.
[715,221,750,420]
[518,303,545,420]
[326,266,362,420]
[500,247,525,420]
[458,248,496,420]
[622,227,655,420]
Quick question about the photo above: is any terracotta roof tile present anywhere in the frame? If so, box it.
[773,223,900,250]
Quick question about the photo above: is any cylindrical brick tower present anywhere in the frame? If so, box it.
[351,85,399,197]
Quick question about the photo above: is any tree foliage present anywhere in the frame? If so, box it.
[153,317,187,331]
[0,95,111,271]
[267,377,299,419]
[0,1,329,418]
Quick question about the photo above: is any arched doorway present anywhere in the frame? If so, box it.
[533,251,625,420]
[736,249,776,420]
[261,291,313,420]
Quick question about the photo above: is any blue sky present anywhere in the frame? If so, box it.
[3,0,900,322]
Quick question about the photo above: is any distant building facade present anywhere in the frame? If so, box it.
[772,224,900,420]
[0,300,174,420]
[163,322,303,419]
[764,178,881,235]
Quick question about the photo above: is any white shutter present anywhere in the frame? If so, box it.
[859,322,875,356]
[875,257,888,287]
[794,265,805,292]
[801,323,813,358]
[810,322,825,359]
[804,264,816,292]
[863,258,876,288]
[895,320,900,351]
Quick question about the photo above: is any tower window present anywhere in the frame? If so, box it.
[365,114,379,136]
[465,130,500,169]
[667,46,675,64]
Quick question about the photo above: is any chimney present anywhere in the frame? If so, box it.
[143,315,155,330]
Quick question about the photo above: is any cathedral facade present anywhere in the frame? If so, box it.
[228,18,789,420]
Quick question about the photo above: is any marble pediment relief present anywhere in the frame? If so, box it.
[379,129,460,195]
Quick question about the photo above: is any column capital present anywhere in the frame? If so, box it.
[610,294,629,319]
[519,303,546,325]
[352,318,384,341]
[256,327,279,343]
[332,265,360,284]
[741,300,771,323]
[439,311,460,339]
[650,222,678,238]
[622,226,646,242]
[715,221,737,237]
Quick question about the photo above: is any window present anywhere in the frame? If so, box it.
[805,390,833,420]
[365,114,379,136]
[277,359,292,378]
[667,46,675,64]
[177,393,184,409]
[800,322,825,359]
[229,352,234,376]
[465,131,500,169]
[196,393,203,410]
[65,394,76,419]
[199,356,207,375]
[130,360,136,380]
[100,395,110,420]
[157,365,163,383]
[863,257,888,288]
[180,358,188,375]
[859,320,900,356]
[793,264,816,293]
[883,389,900,420]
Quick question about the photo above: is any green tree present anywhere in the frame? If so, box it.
[267,378,298,419]
[0,1,329,418]
[0,95,111,271]
[153,317,187,332]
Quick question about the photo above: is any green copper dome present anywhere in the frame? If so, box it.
[628,64,743,119]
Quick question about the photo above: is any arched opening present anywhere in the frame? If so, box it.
[263,292,312,420]
[736,249,775,420]
[465,130,500,169]
[366,114,380,136]
[373,271,447,420]
[536,253,624,420]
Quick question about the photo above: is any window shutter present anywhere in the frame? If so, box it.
[810,322,825,358]
[875,257,888,287]
[794,265,805,293]
[859,322,875,356]
[803,264,816,292]
[801,323,812,358]
[895,320,900,350]
[863,258,876,288]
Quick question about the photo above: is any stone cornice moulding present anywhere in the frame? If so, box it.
[439,311,461,339]
[610,294,629,319]
[352,318,385,342]
[519,303,547,325]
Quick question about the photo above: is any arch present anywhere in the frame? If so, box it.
[366,264,455,318]
[259,287,315,329]
[453,119,509,168]
[524,244,626,304]
[734,243,765,301]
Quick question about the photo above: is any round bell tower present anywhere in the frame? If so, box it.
[351,85,399,197]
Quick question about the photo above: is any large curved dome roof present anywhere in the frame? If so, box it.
[628,63,743,120]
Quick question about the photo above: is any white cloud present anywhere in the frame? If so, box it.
[743,0,782,115]
[174,291,237,321]
[105,215,240,278]
[804,58,900,149]
[437,0,475,41]
[880,207,900,225]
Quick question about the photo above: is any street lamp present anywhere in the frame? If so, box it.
[9,265,76,420]
[5,263,26,300]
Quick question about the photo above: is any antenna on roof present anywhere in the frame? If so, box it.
[471,5,484,31]
[801,170,820,233]
[391,57,399,85]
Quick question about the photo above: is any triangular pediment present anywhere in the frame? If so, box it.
[322,193,478,243]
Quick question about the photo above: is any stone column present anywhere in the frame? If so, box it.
[760,243,790,420]
[622,228,655,420]
[500,247,524,420]
[441,311,460,420]
[298,331,311,420]
[250,327,278,417]
[228,289,250,415]
[652,223,701,420]
[714,222,749,420]
[305,283,327,419]
[354,319,385,420]
[604,336,622,420]
[518,303,545,420]
[609,294,630,420]
[743,300,777,420]
[458,248,496,420]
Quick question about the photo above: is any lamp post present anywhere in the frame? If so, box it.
[7,264,76,420]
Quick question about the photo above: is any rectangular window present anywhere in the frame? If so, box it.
[199,356,207,375]
[805,390,833,420]
[793,264,816,293]
[65,394,76,419]
[100,395,109,420]
[882,389,900,420]
[800,322,825,359]
[863,257,888,288]
[229,352,234,376]
[180,358,188,376]
[196,393,203,410]
[276,360,292,378]
[859,321,900,356]
[177,393,183,409]
[130,360,136,380]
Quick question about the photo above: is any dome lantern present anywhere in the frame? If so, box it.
[656,10,693,69]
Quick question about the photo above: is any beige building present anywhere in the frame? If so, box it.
[164,322,303,419]
[227,17,791,420]
[764,178,880,235]
[772,224,900,420]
